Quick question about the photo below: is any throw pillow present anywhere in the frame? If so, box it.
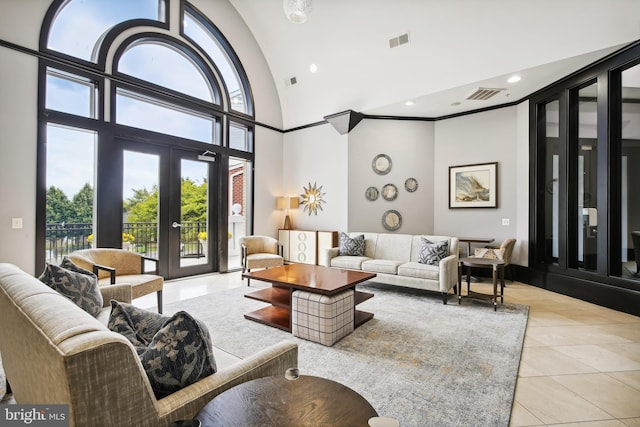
[108,300,217,398]
[38,262,103,317]
[338,233,365,256]
[474,247,504,261]
[418,238,449,265]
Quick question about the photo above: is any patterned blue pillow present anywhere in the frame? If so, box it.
[338,233,365,256]
[418,238,449,265]
[39,261,103,317]
[108,300,217,398]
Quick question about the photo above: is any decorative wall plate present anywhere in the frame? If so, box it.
[382,210,402,231]
[405,177,418,192]
[365,186,379,201]
[382,183,398,201]
[372,154,392,175]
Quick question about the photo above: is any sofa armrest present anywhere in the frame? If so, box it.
[323,247,340,267]
[156,340,298,422]
[100,284,132,305]
[438,254,459,292]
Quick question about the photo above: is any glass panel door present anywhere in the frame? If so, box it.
[169,149,217,278]
[621,63,640,280]
[577,82,598,271]
[543,100,560,264]
[123,151,160,263]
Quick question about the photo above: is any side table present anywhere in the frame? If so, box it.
[195,374,378,426]
[458,257,505,311]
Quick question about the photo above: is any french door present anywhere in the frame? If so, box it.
[119,139,218,279]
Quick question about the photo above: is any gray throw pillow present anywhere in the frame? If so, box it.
[38,261,103,317]
[338,232,365,256]
[418,238,449,265]
[108,300,217,398]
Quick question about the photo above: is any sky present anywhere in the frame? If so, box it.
[44,0,246,200]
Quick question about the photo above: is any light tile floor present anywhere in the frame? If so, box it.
[4,271,640,427]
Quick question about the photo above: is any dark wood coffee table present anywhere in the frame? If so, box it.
[242,264,376,332]
[195,375,378,427]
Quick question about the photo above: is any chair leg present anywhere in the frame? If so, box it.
[157,290,163,314]
[246,269,250,287]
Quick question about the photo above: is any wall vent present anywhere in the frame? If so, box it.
[285,76,298,86]
[389,32,410,49]
[466,87,505,100]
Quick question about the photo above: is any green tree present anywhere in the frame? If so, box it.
[71,183,93,224]
[180,178,207,222]
[46,186,72,224]
[125,186,159,223]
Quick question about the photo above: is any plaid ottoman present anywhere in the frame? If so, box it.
[291,289,355,346]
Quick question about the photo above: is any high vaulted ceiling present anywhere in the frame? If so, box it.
[229,0,640,130]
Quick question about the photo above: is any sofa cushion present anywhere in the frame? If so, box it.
[361,259,403,275]
[330,256,370,270]
[338,233,365,256]
[108,300,217,398]
[418,238,449,265]
[397,262,440,280]
[38,262,103,317]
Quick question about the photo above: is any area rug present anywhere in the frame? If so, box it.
[164,282,529,427]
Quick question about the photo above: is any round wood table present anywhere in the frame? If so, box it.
[195,374,378,427]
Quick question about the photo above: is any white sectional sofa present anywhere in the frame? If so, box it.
[323,232,459,304]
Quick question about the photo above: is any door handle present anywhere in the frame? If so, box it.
[172,222,182,228]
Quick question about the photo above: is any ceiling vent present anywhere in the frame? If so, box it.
[285,76,298,86]
[466,87,506,101]
[389,32,410,49]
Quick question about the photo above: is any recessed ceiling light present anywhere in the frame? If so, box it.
[309,63,318,73]
[404,100,415,106]
[508,75,521,83]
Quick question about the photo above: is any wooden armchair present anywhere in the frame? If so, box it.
[69,248,164,313]
[239,236,284,286]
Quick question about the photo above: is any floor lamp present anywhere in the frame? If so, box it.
[277,197,299,229]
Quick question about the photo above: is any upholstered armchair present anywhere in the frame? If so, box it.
[485,238,517,282]
[69,248,164,313]
[239,236,284,286]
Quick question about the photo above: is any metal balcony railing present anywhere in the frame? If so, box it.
[45,221,210,265]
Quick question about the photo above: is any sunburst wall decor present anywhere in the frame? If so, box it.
[300,182,326,215]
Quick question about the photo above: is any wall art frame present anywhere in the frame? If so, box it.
[449,162,498,209]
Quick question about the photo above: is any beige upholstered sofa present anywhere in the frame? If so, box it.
[0,263,298,427]
[324,232,459,304]
[69,248,165,312]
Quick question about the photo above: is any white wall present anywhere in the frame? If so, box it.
[433,107,522,259]
[0,48,39,274]
[347,119,435,234]
[282,124,349,232]
[253,126,285,237]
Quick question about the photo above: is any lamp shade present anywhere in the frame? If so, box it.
[277,197,299,209]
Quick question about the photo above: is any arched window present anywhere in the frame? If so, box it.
[38,0,255,279]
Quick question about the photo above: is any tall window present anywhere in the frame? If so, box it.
[531,43,640,300]
[39,0,254,278]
